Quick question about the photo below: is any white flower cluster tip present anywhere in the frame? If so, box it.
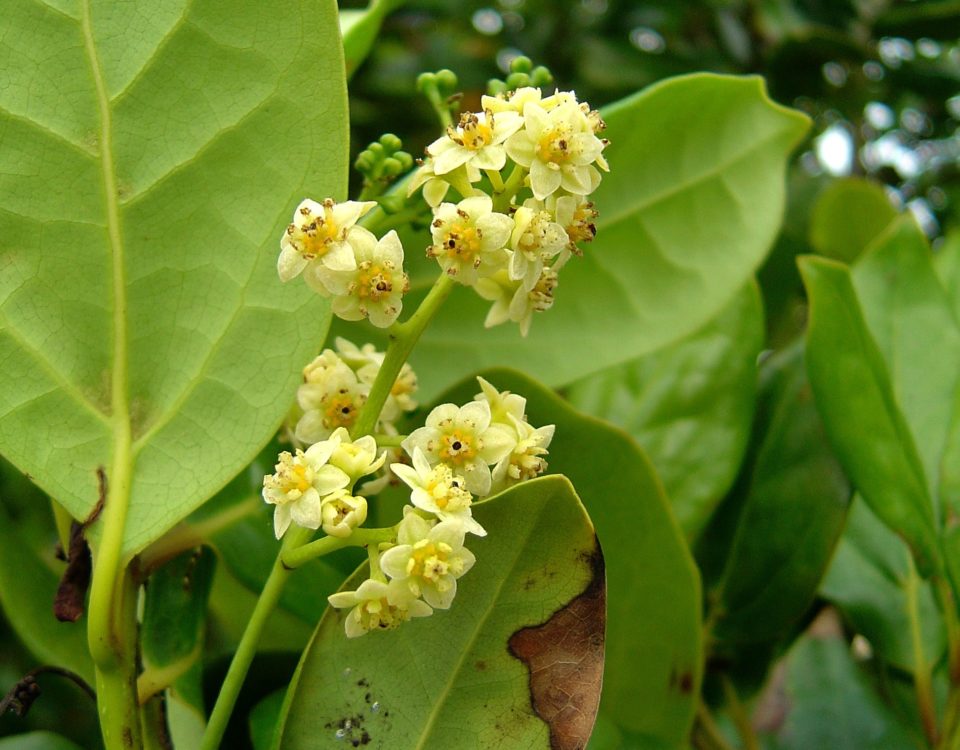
[278,198,409,328]
[327,376,554,637]
[412,86,607,336]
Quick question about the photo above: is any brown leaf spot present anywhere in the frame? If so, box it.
[508,541,606,750]
[53,521,91,622]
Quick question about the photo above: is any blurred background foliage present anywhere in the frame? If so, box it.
[345,0,960,345]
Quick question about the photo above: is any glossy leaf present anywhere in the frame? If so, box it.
[799,255,941,576]
[277,475,604,750]
[0,0,346,555]
[567,281,763,539]
[822,499,945,674]
[809,177,898,263]
[711,344,851,646]
[851,217,960,515]
[934,231,960,323]
[384,74,808,398]
[415,370,702,743]
[768,631,917,750]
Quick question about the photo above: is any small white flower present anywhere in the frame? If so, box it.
[480,86,545,114]
[380,512,476,609]
[407,161,481,207]
[325,427,387,482]
[310,227,409,328]
[402,400,515,496]
[428,196,512,286]
[295,363,369,445]
[320,490,368,538]
[474,266,559,337]
[278,198,376,283]
[328,577,433,638]
[474,376,527,425]
[509,204,567,290]
[490,415,555,495]
[427,109,523,175]
[504,100,608,200]
[262,441,351,539]
[302,349,354,386]
[549,194,598,268]
[391,448,486,536]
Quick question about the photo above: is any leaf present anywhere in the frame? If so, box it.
[851,217,960,514]
[567,281,764,540]
[412,370,702,743]
[277,475,604,750]
[139,547,216,702]
[340,0,407,78]
[250,689,286,750]
[809,177,898,263]
[799,255,941,577]
[934,231,960,324]
[0,734,83,750]
[711,343,851,647]
[379,74,808,399]
[822,499,945,674]
[0,492,93,684]
[0,0,347,555]
[768,629,917,750]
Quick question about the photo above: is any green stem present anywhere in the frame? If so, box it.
[373,433,407,447]
[721,675,759,750]
[907,561,939,746]
[94,568,142,750]
[484,169,505,193]
[199,525,311,750]
[492,164,525,213]
[352,273,456,439]
[936,576,960,684]
[282,527,396,569]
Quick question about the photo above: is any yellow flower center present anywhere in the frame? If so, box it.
[324,393,361,430]
[453,112,494,151]
[408,541,452,582]
[440,221,482,262]
[536,125,574,165]
[355,261,395,302]
[438,430,476,465]
[288,200,340,258]
[280,462,311,494]
[358,598,407,631]
[567,202,598,245]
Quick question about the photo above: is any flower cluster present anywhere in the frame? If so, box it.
[412,86,607,336]
[262,427,384,540]
[278,198,409,328]
[294,338,418,446]
[327,376,555,637]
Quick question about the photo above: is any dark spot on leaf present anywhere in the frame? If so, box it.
[523,577,536,591]
[475,660,487,671]
[508,538,606,750]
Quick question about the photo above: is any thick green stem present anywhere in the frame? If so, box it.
[352,273,455,439]
[94,568,142,750]
[372,433,407,447]
[936,576,960,684]
[907,562,939,745]
[199,525,311,750]
[282,527,396,569]
[692,700,736,750]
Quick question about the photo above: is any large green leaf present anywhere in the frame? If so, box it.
[0,0,346,555]
[766,631,917,750]
[711,344,850,647]
[799,255,941,576]
[340,0,406,78]
[277,475,604,750]
[416,370,701,744]
[934,231,960,323]
[371,74,808,399]
[822,499,945,674]
[851,217,960,516]
[0,734,83,750]
[567,281,763,540]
